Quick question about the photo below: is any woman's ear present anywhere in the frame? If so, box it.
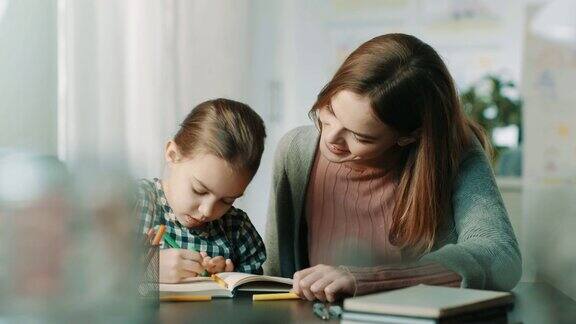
[397,129,421,147]
[397,137,416,147]
[165,140,182,164]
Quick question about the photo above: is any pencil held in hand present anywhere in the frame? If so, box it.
[152,225,166,245]
[163,232,180,248]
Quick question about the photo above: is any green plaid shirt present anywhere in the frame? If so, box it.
[136,178,266,274]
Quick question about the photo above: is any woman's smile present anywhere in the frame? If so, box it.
[326,141,350,155]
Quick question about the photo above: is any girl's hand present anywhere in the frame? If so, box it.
[159,249,204,283]
[200,251,234,274]
[292,264,355,302]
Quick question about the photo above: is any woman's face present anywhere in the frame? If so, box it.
[317,90,400,167]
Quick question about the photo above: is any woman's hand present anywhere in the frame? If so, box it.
[200,251,234,274]
[159,249,204,283]
[292,264,356,302]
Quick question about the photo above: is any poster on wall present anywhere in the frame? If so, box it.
[523,29,576,184]
[521,6,576,298]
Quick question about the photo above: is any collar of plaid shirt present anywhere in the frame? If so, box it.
[153,178,223,241]
[147,178,267,274]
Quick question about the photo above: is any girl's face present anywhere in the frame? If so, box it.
[162,145,250,229]
[317,90,401,167]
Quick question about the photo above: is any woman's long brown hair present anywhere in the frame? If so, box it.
[309,34,491,255]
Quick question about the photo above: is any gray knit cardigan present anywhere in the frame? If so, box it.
[264,126,521,291]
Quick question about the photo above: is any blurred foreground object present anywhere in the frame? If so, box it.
[0,153,152,322]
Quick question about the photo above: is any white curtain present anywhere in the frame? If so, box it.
[58,0,251,178]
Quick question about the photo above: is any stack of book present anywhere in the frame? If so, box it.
[342,284,514,323]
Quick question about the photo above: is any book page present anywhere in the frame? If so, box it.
[215,272,293,290]
[179,276,213,283]
[160,281,223,293]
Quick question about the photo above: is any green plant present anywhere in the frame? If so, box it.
[460,74,523,163]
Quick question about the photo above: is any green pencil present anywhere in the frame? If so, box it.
[163,233,180,248]
[163,234,210,277]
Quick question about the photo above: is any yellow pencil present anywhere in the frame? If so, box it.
[252,292,300,301]
[160,295,212,302]
[152,225,166,245]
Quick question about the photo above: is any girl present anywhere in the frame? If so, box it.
[137,98,267,283]
[265,34,521,302]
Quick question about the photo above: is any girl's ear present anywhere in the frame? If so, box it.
[165,140,182,163]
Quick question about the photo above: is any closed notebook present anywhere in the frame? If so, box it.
[343,284,513,319]
[159,272,293,298]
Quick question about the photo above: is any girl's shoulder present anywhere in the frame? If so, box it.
[136,178,164,233]
[219,206,258,232]
[137,178,161,204]
[221,206,249,224]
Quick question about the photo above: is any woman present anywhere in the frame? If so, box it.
[264,34,521,302]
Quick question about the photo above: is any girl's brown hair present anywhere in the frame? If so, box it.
[310,34,491,255]
[174,98,266,177]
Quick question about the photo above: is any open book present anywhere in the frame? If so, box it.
[159,272,293,298]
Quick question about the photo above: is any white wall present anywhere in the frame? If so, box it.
[232,0,282,234]
[264,0,525,122]
[0,0,58,155]
[242,0,528,236]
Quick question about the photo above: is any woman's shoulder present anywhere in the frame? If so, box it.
[285,125,318,139]
[278,125,318,151]
[458,136,491,172]
[275,125,319,167]
[453,137,500,201]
